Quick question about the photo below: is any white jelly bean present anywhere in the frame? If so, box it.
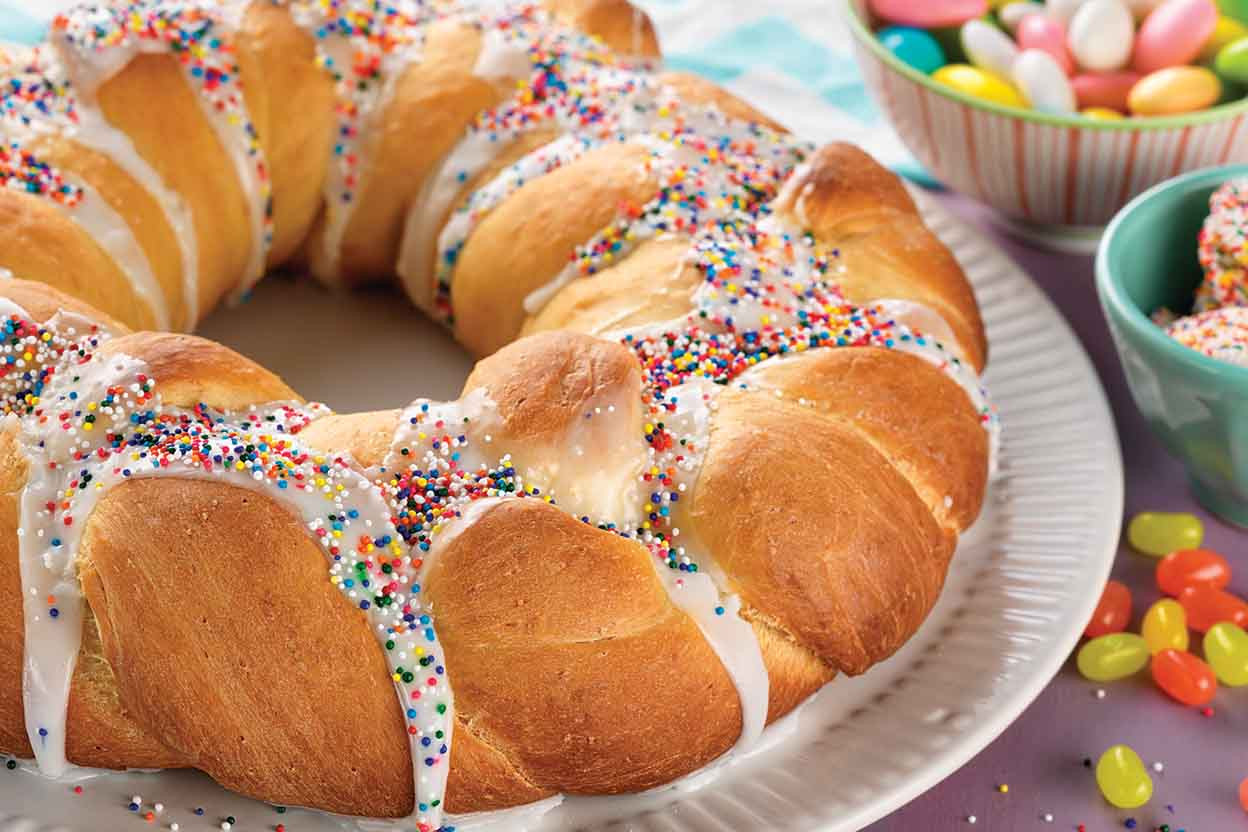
[1000,2,1047,33]
[1014,48,1078,112]
[1048,0,1090,23]
[962,19,1021,78]
[1069,0,1134,71]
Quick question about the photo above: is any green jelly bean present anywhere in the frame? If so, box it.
[1216,36,1248,84]
[1076,633,1150,682]
[1126,511,1203,557]
[1204,622,1248,686]
[1220,0,1248,25]
[1096,745,1153,809]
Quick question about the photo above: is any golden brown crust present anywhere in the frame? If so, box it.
[543,0,662,58]
[689,390,953,677]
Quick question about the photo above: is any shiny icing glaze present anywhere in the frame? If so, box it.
[0,3,1000,831]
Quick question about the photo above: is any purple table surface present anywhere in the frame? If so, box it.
[864,193,1247,832]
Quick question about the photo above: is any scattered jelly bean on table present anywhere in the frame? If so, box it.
[879,26,948,74]
[933,64,1027,106]
[962,19,1019,78]
[1096,745,1154,809]
[1077,632,1151,681]
[1204,622,1248,685]
[1216,36,1248,83]
[1073,71,1141,110]
[1017,13,1076,75]
[1156,547,1231,596]
[870,0,989,28]
[1085,579,1133,638]
[1178,585,1248,631]
[1126,511,1203,556]
[1142,598,1189,653]
[1133,0,1219,73]
[1070,0,1136,72]
[1151,647,1217,704]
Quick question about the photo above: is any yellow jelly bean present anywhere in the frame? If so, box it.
[1126,511,1204,557]
[1200,16,1248,62]
[1096,745,1154,809]
[1076,632,1151,681]
[1142,598,1189,653]
[1082,106,1126,120]
[1128,67,1223,116]
[1204,622,1248,686]
[933,63,1026,108]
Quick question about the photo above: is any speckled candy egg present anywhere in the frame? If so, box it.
[879,26,948,73]
[1069,0,1135,71]
[1133,0,1219,73]
[1015,48,1078,110]
[871,0,989,27]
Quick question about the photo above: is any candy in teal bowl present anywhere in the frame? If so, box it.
[1096,164,1248,525]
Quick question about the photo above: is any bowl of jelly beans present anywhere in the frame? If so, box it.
[846,0,1248,248]
[1098,164,1248,524]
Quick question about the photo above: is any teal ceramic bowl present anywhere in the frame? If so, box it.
[1097,164,1248,525]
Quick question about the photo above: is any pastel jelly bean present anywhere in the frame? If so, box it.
[1200,16,1248,62]
[871,0,990,27]
[1126,511,1203,556]
[1142,598,1189,653]
[1133,0,1218,74]
[1082,106,1127,118]
[1015,49,1078,110]
[962,19,1019,78]
[933,63,1027,106]
[1073,71,1140,110]
[1096,745,1153,809]
[1220,0,1248,23]
[1077,632,1150,681]
[1156,548,1231,596]
[1178,585,1248,631]
[1018,13,1075,74]
[1204,622,1248,685]
[1085,579,1133,637]
[1151,648,1217,704]
[1216,36,1248,84]
[1048,0,1091,23]
[1069,0,1135,71]
[880,26,948,74]
[1000,1,1046,31]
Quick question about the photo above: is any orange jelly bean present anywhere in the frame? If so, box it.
[1086,580,1133,638]
[1240,775,1248,813]
[1157,548,1231,597]
[1151,649,1217,705]
[1178,586,1248,632]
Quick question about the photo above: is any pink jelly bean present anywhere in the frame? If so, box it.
[1132,0,1218,74]
[870,0,989,27]
[1073,71,1141,112]
[1017,14,1075,75]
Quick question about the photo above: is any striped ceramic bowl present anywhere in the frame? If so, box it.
[845,0,1248,248]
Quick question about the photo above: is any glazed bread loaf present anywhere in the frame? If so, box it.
[0,1,995,829]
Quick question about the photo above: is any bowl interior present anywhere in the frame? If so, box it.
[1101,178,1211,320]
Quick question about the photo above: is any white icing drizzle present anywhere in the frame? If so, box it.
[64,176,170,329]
[50,1,272,305]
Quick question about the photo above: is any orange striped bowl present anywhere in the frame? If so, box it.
[845,0,1248,247]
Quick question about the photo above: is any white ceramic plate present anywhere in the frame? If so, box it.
[0,190,1123,832]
